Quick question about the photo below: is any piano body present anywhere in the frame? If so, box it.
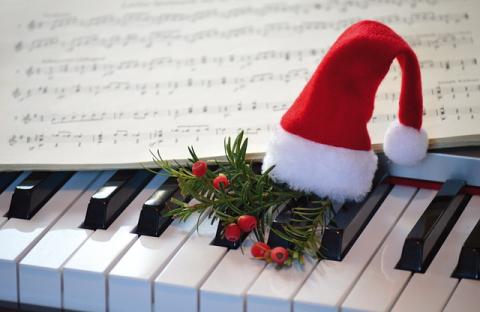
[0,150,478,312]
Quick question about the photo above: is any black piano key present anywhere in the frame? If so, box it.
[83,170,153,230]
[321,181,393,261]
[452,218,480,280]
[0,172,21,195]
[211,222,248,249]
[7,171,74,220]
[397,179,471,273]
[266,199,301,250]
[136,177,184,237]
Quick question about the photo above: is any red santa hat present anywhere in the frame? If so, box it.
[263,20,428,202]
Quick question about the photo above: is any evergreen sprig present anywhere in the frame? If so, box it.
[151,131,332,266]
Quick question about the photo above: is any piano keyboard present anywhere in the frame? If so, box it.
[0,153,479,312]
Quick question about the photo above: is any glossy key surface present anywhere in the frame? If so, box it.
[0,172,21,195]
[135,177,180,237]
[83,170,153,230]
[453,217,480,280]
[342,189,437,312]
[397,179,470,272]
[266,198,306,250]
[0,172,30,227]
[8,171,74,219]
[18,171,113,310]
[63,174,166,312]
[294,186,417,312]
[0,172,97,303]
[392,195,480,312]
[322,181,392,260]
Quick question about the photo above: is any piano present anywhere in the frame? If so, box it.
[0,150,479,312]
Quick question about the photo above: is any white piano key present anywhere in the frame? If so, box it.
[18,171,114,310]
[153,217,227,312]
[108,205,203,312]
[200,236,266,312]
[246,255,317,312]
[293,185,418,312]
[0,172,30,228]
[341,188,437,312]
[444,279,480,312]
[62,174,166,312]
[394,195,480,312]
[0,171,97,303]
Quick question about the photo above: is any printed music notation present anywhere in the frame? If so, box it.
[13,101,288,125]
[19,48,325,78]
[19,54,476,79]
[24,3,326,31]
[8,100,480,151]
[24,9,467,32]
[1,0,480,168]
[12,102,480,126]
[377,83,480,101]
[11,80,480,102]
[7,125,275,150]
[15,19,471,53]
[24,1,454,31]
[119,0,448,11]
[11,68,310,101]
[391,57,478,72]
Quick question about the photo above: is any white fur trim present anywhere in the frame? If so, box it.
[262,127,378,202]
[383,121,428,166]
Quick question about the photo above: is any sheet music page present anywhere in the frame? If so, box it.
[0,0,479,169]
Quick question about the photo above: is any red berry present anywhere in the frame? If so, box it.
[237,215,257,232]
[213,174,229,190]
[224,223,241,242]
[270,247,289,265]
[192,160,207,177]
[251,242,271,258]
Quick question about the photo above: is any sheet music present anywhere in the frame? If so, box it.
[0,0,479,169]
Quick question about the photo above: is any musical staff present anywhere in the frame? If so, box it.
[8,99,480,151]
[7,124,276,151]
[12,79,480,103]
[19,48,325,78]
[391,58,478,72]
[376,83,480,101]
[11,68,310,101]
[405,31,474,49]
[120,0,448,12]
[15,14,471,53]
[25,3,322,31]
[24,8,467,32]
[12,100,288,125]
[20,54,476,79]
[11,80,480,125]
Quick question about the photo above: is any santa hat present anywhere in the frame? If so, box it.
[263,20,428,202]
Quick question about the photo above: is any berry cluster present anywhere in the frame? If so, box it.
[192,160,292,266]
[193,161,258,242]
[224,214,258,242]
[192,160,230,190]
[251,242,289,265]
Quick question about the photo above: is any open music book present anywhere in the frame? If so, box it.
[0,0,479,170]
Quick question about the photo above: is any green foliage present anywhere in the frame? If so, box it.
[151,131,332,265]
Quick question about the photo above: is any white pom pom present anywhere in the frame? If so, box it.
[384,121,428,165]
